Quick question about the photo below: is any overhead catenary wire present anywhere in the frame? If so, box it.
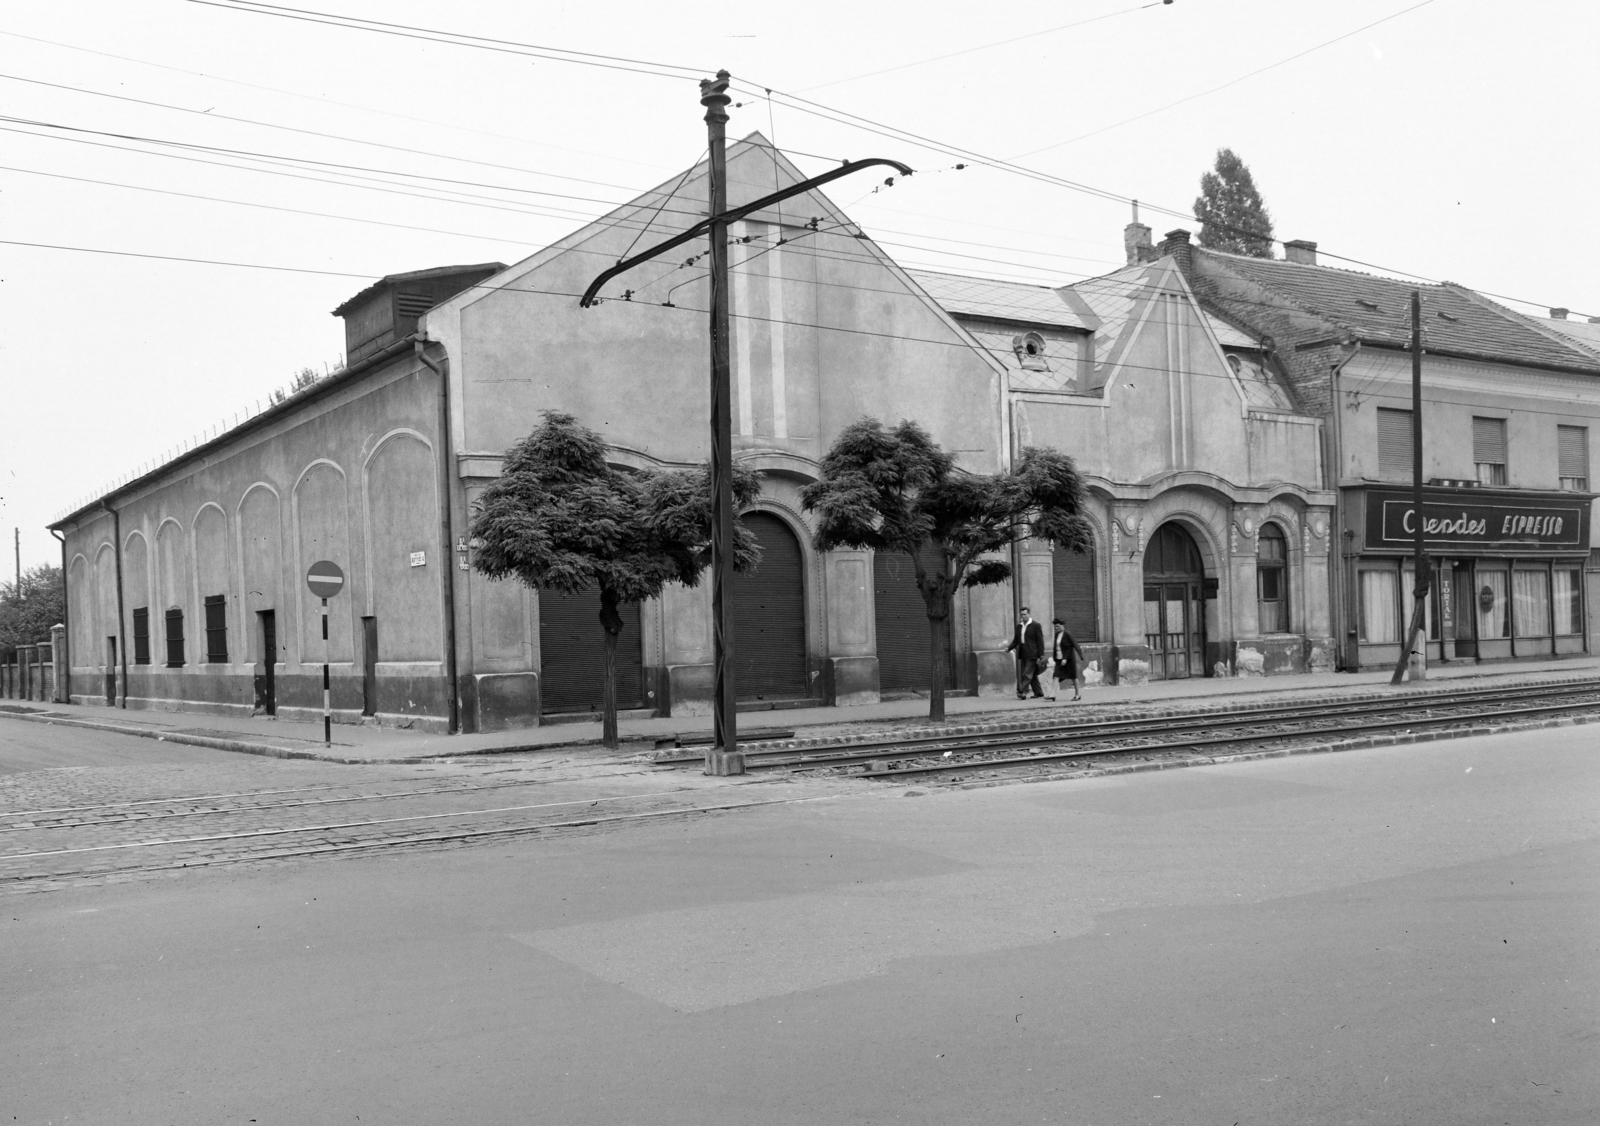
[169,0,1591,317]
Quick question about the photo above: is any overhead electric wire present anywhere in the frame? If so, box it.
[175,0,1587,317]
[796,1,1164,92]
[1013,0,1439,155]
[0,28,683,176]
[185,0,711,81]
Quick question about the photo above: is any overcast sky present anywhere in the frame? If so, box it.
[4,0,1596,573]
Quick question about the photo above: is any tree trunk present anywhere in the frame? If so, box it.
[598,586,624,749]
[925,598,952,723]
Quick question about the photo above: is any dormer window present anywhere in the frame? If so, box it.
[1012,332,1050,373]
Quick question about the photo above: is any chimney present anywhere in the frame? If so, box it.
[1159,228,1193,280]
[1549,307,1570,320]
[1284,239,1318,266]
[1124,200,1154,265]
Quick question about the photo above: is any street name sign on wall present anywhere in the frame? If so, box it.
[1363,487,1591,554]
[306,560,346,599]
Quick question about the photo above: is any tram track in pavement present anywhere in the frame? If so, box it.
[0,763,832,893]
[656,678,1600,784]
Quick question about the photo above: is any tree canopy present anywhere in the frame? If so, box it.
[0,563,65,659]
[1194,148,1275,258]
[470,411,760,745]
[801,418,1092,720]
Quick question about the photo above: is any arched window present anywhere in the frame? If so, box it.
[1257,524,1288,633]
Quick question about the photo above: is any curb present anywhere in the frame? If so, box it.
[0,708,379,765]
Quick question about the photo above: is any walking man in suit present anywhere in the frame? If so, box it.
[1007,606,1048,700]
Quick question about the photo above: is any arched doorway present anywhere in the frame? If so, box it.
[732,512,809,702]
[1143,522,1206,679]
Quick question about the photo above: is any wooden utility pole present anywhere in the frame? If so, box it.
[1391,290,1429,685]
[577,76,908,772]
[700,70,741,775]
[13,527,19,596]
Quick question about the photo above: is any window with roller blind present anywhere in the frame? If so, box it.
[1472,416,1507,486]
[1376,408,1413,481]
[1558,425,1588,491]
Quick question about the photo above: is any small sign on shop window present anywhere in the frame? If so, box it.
[409,551,427,568]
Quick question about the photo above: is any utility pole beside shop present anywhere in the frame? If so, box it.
[1391,290,1429,685]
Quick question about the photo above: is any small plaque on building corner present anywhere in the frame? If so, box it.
[409,551,427,568]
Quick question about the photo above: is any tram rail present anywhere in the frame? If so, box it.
[657,677,1600,781]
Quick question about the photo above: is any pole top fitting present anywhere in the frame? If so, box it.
[700,69,732,113]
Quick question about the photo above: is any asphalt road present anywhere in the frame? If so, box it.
[3,721,1596,1125]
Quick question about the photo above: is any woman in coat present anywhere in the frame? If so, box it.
[1050,618,1086,702]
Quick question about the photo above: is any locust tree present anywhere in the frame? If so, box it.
[470,411,760,747]
[1194,148,1275,258]
[800,418,1092,722]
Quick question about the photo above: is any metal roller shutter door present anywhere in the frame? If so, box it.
[1052,544,1098,642]
[731,513,809,701]
[538,588,644,713]
[874,546,954,692]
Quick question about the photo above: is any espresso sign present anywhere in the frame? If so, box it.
[1364,487,1590,553]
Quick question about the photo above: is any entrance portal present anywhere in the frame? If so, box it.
[1143,523,1207,680]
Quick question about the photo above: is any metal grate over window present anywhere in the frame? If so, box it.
[1377,408,1413,481]
[1558,425,1589,491]
[164,608,185,668]
[204,595,228,664]
[132,607,150,665]
[1472,417,1507,485]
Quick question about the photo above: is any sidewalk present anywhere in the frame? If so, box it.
[5,655,1599,765]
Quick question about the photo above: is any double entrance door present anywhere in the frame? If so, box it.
[1143,582,1204,680]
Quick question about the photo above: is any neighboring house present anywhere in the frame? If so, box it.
[50,136,1021,732]
[1161,230,1600,670]
[913,253,1335,685]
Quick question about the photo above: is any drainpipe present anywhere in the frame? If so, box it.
[415,337,461,734]
[50,527,68,703]
[99,500,127,707]
[1328,341,1360,671]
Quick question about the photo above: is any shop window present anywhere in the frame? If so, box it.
[1512,568,1551,637]
[164,608,186,668]
[131,607,150,665]
[1476,568,1510,639]
[1256,524,1288,632]
[1377,408,1412,481]
[204,595,228,663]
[1472,417,1507,486]
[1558,426,1588,491]
[1553,567,1583,635]
[1358,567,1399,643]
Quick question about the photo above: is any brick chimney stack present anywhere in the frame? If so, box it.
[1159,228,1193,279]
[1124,200,1154,265]
[1549,307,1570,320]
[1284,239,1318,266]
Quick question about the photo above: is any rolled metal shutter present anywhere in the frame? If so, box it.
[874,545,953,692]
[538,588,644,713]
[731,513,809,701]
[1052,543,1098,642]
[1377,408,1413,481]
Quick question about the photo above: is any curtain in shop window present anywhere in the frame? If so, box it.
[1477,569,1509,639]
[1360,570,1399,643]
[1553,568,1582,635]
[1513,569,1552,637]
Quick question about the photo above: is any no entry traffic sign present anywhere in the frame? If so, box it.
[306,560,345,599]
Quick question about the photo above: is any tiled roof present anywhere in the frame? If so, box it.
[906,269,1092,329]
[1535,315,1600,358]
[1198,250,1600,373]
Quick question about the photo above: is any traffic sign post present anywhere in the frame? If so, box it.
[305,561,345,746]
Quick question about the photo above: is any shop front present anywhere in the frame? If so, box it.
[1344,485,1593,669]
